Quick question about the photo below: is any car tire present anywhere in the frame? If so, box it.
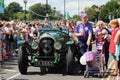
[66,46,74,74]
[18,46,28,74]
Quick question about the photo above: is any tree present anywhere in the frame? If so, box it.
[84,7,96,21]
[5,2,22,20]
[15,12,24,20]
[72,14,80,21]
[26,12,32,20]
[72,5,99,22]
[99,0,120,22]
[29,3,52,20]
[6,2,22,13]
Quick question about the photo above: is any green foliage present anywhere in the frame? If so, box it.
[72,15,80,21]
[15,12,24,20]
[84,7,97,21]
[3,2,23,20]
[14,12,32,20]
[6,2,22,13]
[29,3,52,19]
[72,5,98,22]
[99,0,120,22]
[26,13,32,20]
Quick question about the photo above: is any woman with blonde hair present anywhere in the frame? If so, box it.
[109,19,119,76]
[95,20,111,69]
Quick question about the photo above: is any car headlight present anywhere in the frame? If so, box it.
[54,42,62,50]
[31,41,38,49]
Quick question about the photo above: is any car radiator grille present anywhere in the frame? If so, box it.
[39,38,54,56]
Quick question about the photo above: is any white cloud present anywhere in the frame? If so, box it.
[66,1,78,9]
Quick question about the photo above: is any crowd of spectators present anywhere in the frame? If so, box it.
[0,16,116,77]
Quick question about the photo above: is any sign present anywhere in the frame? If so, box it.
[65,12,69,20]
[108,13,112,20]
[0,0,4,13]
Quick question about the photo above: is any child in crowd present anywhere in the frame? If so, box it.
[96,31,105,72]
[102,29,111,42]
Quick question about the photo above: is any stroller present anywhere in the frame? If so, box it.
[83,49,104,78]
[82,30,107,78]
[83,32,105,78]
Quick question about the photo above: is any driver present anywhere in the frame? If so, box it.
[32,30,38,41]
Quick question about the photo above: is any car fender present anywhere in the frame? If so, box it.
[66,41,74,45]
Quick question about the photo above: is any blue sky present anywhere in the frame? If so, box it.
[5,0,110,16]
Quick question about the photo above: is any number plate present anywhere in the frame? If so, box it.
[34,61,54,67]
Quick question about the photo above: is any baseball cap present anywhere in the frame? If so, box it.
[81,13,88,18]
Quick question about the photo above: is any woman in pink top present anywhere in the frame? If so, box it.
[109,19,119,76]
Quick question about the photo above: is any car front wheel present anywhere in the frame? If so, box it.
[18,46,28,74]
[66,46,74,74]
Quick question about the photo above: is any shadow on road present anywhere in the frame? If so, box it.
[2,56,18,69]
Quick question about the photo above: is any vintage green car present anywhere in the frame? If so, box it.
[18,27,78,75]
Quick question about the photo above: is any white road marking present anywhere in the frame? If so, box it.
[4,69,17,72]
[6,73,20,80]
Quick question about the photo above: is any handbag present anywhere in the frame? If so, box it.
[85,51,96,62]
[115,43,120,61]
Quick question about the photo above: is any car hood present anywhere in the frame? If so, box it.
[39,31,69,41]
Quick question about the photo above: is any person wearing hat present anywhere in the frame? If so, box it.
[109,19,119,76]
[73,13,93,74]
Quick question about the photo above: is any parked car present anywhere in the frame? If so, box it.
[18,27,78,75]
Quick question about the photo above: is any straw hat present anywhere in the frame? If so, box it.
[97,31,102,36]
[102,29,108,35]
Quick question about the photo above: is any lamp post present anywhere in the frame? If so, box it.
[78,0,80,15]
[46,0,48,19]
[64,0,66,20]
[95,7,99,22]
[116,9,118,18]
[53,7,56,16]
[23,0,27,22]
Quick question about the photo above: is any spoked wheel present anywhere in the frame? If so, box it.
[84,71,89,78]
[98,72,104,78]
